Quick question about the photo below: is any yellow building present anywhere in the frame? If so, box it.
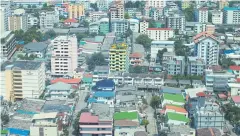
[0,61,46,102]
[68,4,85,19]
[182,1,190,9]
[109,43,129,72]
[219,0,229,10]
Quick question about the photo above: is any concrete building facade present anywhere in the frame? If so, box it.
[223,7,240,24]
[51,35,78,76]
[195,8,208,23]
[40,11,59,29]
[211,10,223,24]
[139,20,149,34]
[68,4,84,19]
[146,28,174,41]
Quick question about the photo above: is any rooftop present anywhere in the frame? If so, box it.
[47,82,72,90]
[168,125,195,136]
[232,96,240,104]
[160,86,182,94]
[224,7,240,11]
[95,79,115,89]
[1,61,42,71]
[116,95,136,102]
[114,120,139,127]
[51,78,81,84]
[167,112,189,122]
[151,40,175,45]
[165,105,187,113]
[64,18,78,23]
[18,98,45,113]
[229,65,240,71]
[32,112,58,120]
[110,43,128,50]
[90,103,114,120]
[163,93,185,103]
[129,52,143,58]
[114,111,138,120]
[23,42,48,52]
[93,91,115,98]
[196,128,221,136]
[147,28,173,30]
[185,88,207,98]
[42,100,71,113]
[79,112,99,123]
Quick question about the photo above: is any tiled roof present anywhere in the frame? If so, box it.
[193,31,218,43]
[129,52,143,58]
[165,105,187,113]
[64,18,78,23]
[51,78,81,84]
[79,112,98,123]
[229,65,240,71]
[232,96,240,104]
[114,120,139,127]
[147,28,173,31]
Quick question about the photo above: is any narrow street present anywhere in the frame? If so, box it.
[69,88,88,136]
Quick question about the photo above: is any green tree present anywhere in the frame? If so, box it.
[28,5,31,8]
[76,33,87,42]
[90,3,99,11]
[145,54,151,63]
[174,40,190,56]
[1,113,9,125]
[124,13,130,19]
[14,29,24,41]
[87,52,106,71]
[157,48,167,64]
[148,19,156,28]
[32,5,36,8]
[90,32,97,37]
[136,34,152,50]
[208,12,212,23]
[220,56,236,69]
[150,96,161,109]
[72,111,82,135]
[216,27,225,33]
[124,1,134,8]
[43,3,47,8]
[141,119,149,132]
[129,65,144,73]
[44,30,56,40]
[183,5,194,21]
[159,131,167,136]
[83,20,89,27]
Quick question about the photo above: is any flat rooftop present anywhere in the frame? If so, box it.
[90,103,114,120]
[1,61,43,71]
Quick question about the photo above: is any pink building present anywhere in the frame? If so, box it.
[79,112,113,136]
[51,35,78,76]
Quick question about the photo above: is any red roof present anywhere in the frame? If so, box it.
[229,65,240,71]
[64,18,78,23]
[232,96,240,103]
[79,112,98,123]
[84,73,93,78]
[218,93,227,99]
[236,78,240,83]
[196,92,206,97]
[51,78,81,84]
[147,28,173,31]
[165,105,187,113]
[193,31,218,43]
[129,52,142,58]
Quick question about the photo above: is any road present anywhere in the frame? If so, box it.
[145,93,158,136]
[69,88,88,136]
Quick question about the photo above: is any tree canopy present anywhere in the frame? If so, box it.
[124,13,130,19]
[220,56,236,69]
[223,103,240,125]
[124,1,145,9]
[87,53,106,71]
[136,34,152,50]
[174,40,190,56]
[183,5,194,22]
[90,3,99,11]
[150,96,161,109]
[157,48,167,64]
[14,27,44,44]
[44,30,56,40]
[129,65,148,73]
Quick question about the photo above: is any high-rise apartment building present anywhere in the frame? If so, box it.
[146,0,166,9]
[146,28,174,41]
[211,10,223,24]
[51,35,78,76]
[187,57,205,76]
[0,61,46,101]
[0,6,10,33]
[223,7,240,24]
[219,0,229,10]
[109,43,129,72]
[0,31,17,60]
[166,12,186,33]
[40,10,59,29]
[139,20,149,34]
[68,4,84,19]
[109,1,124,19]
[8,9,28,32]
[111,19,129,36]
[194,32,219,66]
[195,7,208,23]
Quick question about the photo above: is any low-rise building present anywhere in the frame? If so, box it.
[128,19,139,33]
[166,112,189,125]
[89,11,107,22]
[187,57,205,76]
[231,96,240,107]
[45,82,73,100]
[23,42,48,58]
[161,93,185,107]
[30,112,64,136]
[162,105,188,116]
[229,65,240,78]
[129,52,143,66]
[150,41,175,62]
[166,56,185,75]
[147,28,174,41]
[194,102,224,129]
[228,83,240,96]
[167,125,195,136]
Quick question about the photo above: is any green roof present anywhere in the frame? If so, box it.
[114,111,138,120]
[163,93,185,103]
[1,130,8,134]
[167,112,189,122]
[82,77,93,83]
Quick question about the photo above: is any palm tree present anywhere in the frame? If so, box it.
[142,119,149,132]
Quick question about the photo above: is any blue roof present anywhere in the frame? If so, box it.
[224,50,235,54]
[224,7,240,11]
[160,86,182,94]
[17,41,24,45]
[96,79,115,89]
[8,128,29,136]
[93,91,115,97]
[87,97,97,103]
